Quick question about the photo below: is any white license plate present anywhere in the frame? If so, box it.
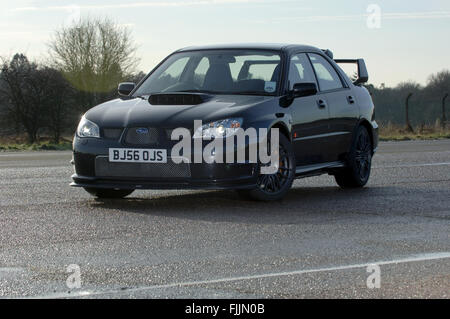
[109,148,167,163]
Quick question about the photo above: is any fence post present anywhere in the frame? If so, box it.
[443,93,448,129]
[405,93,414,133]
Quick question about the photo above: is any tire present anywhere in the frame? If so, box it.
[83,187,134,199]
[335,125,372,189]
[238,133,295,201]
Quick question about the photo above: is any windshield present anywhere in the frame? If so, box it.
[133,50,282,96]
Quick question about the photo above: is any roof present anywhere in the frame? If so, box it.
[177,43,322,54]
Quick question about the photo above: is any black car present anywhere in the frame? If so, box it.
[71,43,378,201]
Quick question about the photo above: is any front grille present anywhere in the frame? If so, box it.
[165,128,174,140]
[95,156,191,178]
[103,128,123,140]
[124,127,159,145]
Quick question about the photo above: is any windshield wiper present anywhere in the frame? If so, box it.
[178,90,272,96]
[177,89,220,94]
[232,91,272,96]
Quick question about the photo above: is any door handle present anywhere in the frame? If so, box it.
[317,99,327,109]
[347,96,355,104]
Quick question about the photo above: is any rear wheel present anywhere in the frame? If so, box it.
[83,188,134,199]
[335,125,372,188]
[238,133,295,201]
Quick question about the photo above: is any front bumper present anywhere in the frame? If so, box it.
[70,173,257,190]
[71,136,259,190]
[371,120,379,153]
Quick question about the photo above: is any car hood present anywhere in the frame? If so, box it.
[85,95,276,128]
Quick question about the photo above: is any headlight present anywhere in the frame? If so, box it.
[77,116,100,138]
[193,118,243,139]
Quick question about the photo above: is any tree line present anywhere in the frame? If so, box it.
[0,17,449,144]
[365,70,450,130]
[0,17,144,144]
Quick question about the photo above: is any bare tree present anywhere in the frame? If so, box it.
[40,67,73,143]
[0,54,46,143]
[126,71,147,85]
[427,70,450,91]
[427,70,450,129]
[48,17,139,111]
[0,54,74,144]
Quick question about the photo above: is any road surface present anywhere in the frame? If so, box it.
[0,140,449,298]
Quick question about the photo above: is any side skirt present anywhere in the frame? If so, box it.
[295,161,346,178]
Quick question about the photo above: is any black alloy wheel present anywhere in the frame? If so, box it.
[239,133,295,201]
[335,125,372,188]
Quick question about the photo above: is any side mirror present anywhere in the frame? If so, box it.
[118,82,136,97]
[291,82,318,98]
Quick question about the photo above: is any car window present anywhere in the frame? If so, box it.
[193,57,209,87]
[245,63,278,81]
[150,56,189,92]
[134,50,281,96]
[288,53,317,90]
[308,53,343,91]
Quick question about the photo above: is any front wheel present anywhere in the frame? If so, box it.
[334,125,372,189]
[83,187,134,199]
[237,133,295,201]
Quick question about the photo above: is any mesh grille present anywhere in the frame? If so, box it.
[124,127,159,145]
[165,129,174,140]
[95,156,191,178]
[103,128,123,140]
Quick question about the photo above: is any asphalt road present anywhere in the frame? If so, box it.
[0,140,449,299]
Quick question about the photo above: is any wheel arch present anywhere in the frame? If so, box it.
[270,121,291,141]
[354,119,375,154]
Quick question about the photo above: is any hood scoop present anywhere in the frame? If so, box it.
[148,93,212,106]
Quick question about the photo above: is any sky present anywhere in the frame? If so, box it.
[1,0,449,87]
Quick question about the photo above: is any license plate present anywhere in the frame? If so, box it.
[109,148,167,163]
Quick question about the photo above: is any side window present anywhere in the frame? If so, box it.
[288,53,316,90]
[308,53,343,91]
[193,57,209,87]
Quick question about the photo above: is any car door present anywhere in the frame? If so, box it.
[308,53,358,162]
[288,53,331,166]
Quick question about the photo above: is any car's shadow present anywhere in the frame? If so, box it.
[88,185,395,224]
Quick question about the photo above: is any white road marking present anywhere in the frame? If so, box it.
[0,267,24,273]
[30,251,450,299]
[374,162,450,169]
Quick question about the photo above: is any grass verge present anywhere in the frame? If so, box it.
[0,136,72,151]
[378,122,450,141]
[0,141,72,151]
[0,125,449,151]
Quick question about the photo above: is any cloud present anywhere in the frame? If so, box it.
[11,0,283,12]
[253,11,450,23]
[383,11,450,20]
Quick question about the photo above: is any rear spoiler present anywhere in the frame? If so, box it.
[334,59,369,86]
